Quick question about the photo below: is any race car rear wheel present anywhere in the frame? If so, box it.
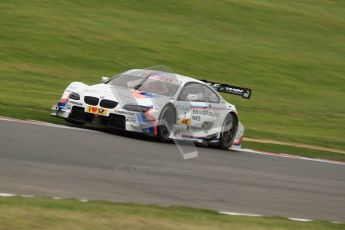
[218,113,238,150]
[157,104,176,142]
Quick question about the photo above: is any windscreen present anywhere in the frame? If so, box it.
[107,69,181,97]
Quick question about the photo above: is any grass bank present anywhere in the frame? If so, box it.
[0,197,343,230]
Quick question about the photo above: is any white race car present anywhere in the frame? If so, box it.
[52,68,252,150]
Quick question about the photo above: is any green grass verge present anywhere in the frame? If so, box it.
[0,0,344,151]
[243,141,345,162]
[0,197,343,230]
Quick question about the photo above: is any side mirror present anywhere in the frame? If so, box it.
[101,76,109,83]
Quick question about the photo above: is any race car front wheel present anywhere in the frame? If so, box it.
[218,113,238,150]
[157,104,176,142]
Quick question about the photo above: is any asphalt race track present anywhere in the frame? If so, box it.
[0,119,344,221]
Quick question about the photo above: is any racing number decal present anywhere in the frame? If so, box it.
[86,106,108,116]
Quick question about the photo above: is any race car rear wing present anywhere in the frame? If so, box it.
[201,80,252,99]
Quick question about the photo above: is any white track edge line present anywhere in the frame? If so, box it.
[288,218,313,222]
[0,117,97,133]
[0,193,17,197]
[237,149,345,166]
[219,211,262,217]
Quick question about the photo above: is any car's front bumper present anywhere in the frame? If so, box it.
[52,104,127,130]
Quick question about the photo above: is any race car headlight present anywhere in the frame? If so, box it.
[69,92,80,100]
[123,104,151,112]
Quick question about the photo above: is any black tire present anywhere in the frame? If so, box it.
[157,104,176,142]
[218,113,238,150]
[64,118,85,126]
